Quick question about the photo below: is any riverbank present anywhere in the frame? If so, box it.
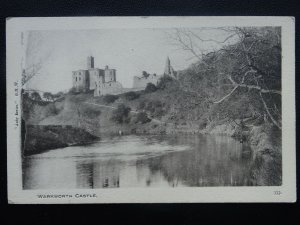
[248,124,282,186]
[158,120,282,186]
[23,125,100,156]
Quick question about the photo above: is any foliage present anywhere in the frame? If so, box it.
[54,91,64,98]
[43,92,54,101]
[124,91,140,100]
[135,112,151,124]
[142,71,150,78]
[69,87,78,94]
[145,83,157,93]
[31,92,42,101]
[172,27,281,129]
[137,101,146,110]
[143,100,165,118]
[157,75,174,90]
[82,108,101,118]
[103,94,119,104]
[110,104,131,124]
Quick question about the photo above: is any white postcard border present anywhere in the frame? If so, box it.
[6,16,296,203]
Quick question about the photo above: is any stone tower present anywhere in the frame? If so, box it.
[87,56,94,69]
[164,56,175,78]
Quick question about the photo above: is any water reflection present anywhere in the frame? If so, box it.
[76,160,121,188]
[23,134,254,189]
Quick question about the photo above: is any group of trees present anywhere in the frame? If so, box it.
[124,91,140,100]
[144,83,157,93]
[135,112,151,124]
[171,27,281,129]
[110,104,131,124]
[24,91,63,102]
[103,94,119,104]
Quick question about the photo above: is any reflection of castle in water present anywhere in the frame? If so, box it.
[75,160,121,188]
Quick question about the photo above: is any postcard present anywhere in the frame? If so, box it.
[6,16,296,203]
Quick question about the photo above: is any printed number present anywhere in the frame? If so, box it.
[274,191,282,195]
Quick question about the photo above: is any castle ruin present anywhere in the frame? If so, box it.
[72,56,123,96]
[132,56,177,89]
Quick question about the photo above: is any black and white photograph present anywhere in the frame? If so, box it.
[6,17,296,203]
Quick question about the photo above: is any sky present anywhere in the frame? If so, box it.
[24,28,235,93]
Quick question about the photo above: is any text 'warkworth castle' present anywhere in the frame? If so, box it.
[72,56,176,96]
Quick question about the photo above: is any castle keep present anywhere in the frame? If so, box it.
[72,56,123,96]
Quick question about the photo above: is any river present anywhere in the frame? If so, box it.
[22,134,255,189]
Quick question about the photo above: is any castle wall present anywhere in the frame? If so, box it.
[72,70,89,92]
[88,68,104,90]
[104,68,116,82]
[94,81,123,96]
[72,57,120,95]
[132,74,161,89]
[87,56,94,69]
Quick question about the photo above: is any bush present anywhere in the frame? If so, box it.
[52,91,65,99]
[43,92,54,101]
[110,104,131,124]
[145,83,157,93]
[142,71,150,78]
[31,92,42,101]
[135,112,151,124]
[69,87,79,95]
[124,91,140,100]
[137,101,146,110]
[103,94,119,104]
[143,100,164,118]
[157,75,174,89]
[48,104,61,116]
[82,108,101,119]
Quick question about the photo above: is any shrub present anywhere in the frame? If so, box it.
[48,104,61,116]
[110,104,131,124]
[124,91,140,100]
[135,112,151,124]
[142,71,150,78]
[157,75,174,89]
[43,92,54,101]
[103,94,119,104]
[137,101,146,110]
[31,92,42,101]
[145,83,157,93]
[143,100,164,118]
[82,108,101,119]
[69,87,79,95]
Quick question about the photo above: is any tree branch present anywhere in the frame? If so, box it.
[259,92,282,130]
[213,85,239,104]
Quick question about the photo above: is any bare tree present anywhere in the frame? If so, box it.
[170,27,282,129]
[22,31,51,87]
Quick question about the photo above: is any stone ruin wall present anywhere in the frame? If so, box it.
[132,74,162,89]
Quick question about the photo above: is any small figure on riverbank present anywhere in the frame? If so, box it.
[118,130,123,136]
